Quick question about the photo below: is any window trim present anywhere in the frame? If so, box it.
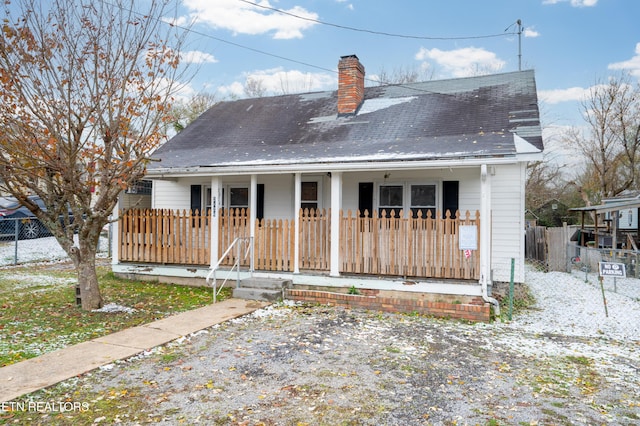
[300,179,323,212]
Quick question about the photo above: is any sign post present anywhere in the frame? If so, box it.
[597,262,626,317]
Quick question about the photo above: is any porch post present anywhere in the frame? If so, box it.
[250,174,257,271]
[209,176,221,267]
[479,165,492,289]
[294,173,301,274]
[330,171,342,276]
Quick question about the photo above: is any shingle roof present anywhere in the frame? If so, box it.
[150,70,543,170]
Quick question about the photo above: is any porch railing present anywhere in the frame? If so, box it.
[119,208,210,265]
[119,208,480,279]
[340,209,479,279]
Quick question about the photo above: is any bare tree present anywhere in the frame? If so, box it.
[0,0,188,309]
[564,74,640,203]
[244,76,267,98]
[525,155,565,210]
[171,92,218,132]
[374,65,434,85]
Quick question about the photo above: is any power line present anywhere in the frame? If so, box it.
[98,0,517,97]
[175,23,461,96]
[237,0,516,40]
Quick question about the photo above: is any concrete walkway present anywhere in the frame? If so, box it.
[0,299,269,402]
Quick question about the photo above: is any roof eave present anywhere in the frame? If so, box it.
[146,155,527,179]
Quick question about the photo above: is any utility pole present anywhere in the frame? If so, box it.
[517,19,522,71]
[506,19,523,71]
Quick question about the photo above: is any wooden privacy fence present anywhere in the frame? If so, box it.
[525,225,575,272]
[340,209,480,279]
[119,208,480,279]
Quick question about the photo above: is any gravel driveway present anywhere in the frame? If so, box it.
[18,266,640,425]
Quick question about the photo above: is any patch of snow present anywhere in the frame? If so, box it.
[0,235,109,267]
[92,303,136,314]
[357,96,417,115]
[491,265,640,343]
[0,273,75,292]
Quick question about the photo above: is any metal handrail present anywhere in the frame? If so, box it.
[206,237,253,303]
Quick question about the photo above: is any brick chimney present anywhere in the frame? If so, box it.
[337,54,365,115]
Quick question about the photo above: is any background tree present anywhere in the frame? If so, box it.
[171,92,218,133]
[374,65,434,85]
[0,0,188,309]
[243,76,267,98]
[564,74,640,204]
[525,151,580,226]
[525,154,565,210]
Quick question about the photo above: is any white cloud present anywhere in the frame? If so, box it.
[414,47,505,78]
[539,84,610,104]
[181,50,218,64]
[524,27,540,38]
[335,0,354,7]
[542,0,598,6]
[539,87,590,104]
[542,124,586,169]
[218,68,336,98]
[182,0,318,39]
[608,42,640,78]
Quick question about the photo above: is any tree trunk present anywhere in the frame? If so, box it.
[76,245,103,310]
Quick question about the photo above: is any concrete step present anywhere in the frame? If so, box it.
[239,277,292,290]
[233,287,283,302]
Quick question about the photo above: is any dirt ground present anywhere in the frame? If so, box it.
[51,302,640,425]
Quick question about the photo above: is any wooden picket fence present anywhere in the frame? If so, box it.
[218,208,296,272]
[119,208,210,265]
[119,208,480,279]
[340,209,480,279]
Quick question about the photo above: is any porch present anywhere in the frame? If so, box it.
[118,208,480,281]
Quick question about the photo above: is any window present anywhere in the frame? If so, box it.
[204,185,249,213]
[377,183,437,217]
[199,184,263,218]
[301,181,318,211]
[410,184,436,218]
[378,185,403,216]
[126,180,152,195]
[229,187,249,209]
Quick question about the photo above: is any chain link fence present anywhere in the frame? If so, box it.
[524,225,640,300]
[0,218,111,266]
[566,242,640,300]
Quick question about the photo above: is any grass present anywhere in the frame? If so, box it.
[0,264,230,367]
[499,284,536,321]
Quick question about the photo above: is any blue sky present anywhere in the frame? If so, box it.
[173,0,640,139]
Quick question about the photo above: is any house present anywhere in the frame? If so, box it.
[112,55,544,321]
[603,190,640,232]
[529,199,575,227]
[571,190,640,250]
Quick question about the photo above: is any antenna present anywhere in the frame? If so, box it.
[505,19,523,71]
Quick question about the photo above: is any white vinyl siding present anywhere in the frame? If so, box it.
[152,179,191,210]
[490,163,526,283]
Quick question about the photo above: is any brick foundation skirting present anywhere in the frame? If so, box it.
[286,289,492,322]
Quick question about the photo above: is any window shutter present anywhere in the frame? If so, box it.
[190,185,202,213]
[358,182,373,217]
[442,181,459,219]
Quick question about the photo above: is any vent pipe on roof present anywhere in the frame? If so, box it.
[337,55,365,116]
